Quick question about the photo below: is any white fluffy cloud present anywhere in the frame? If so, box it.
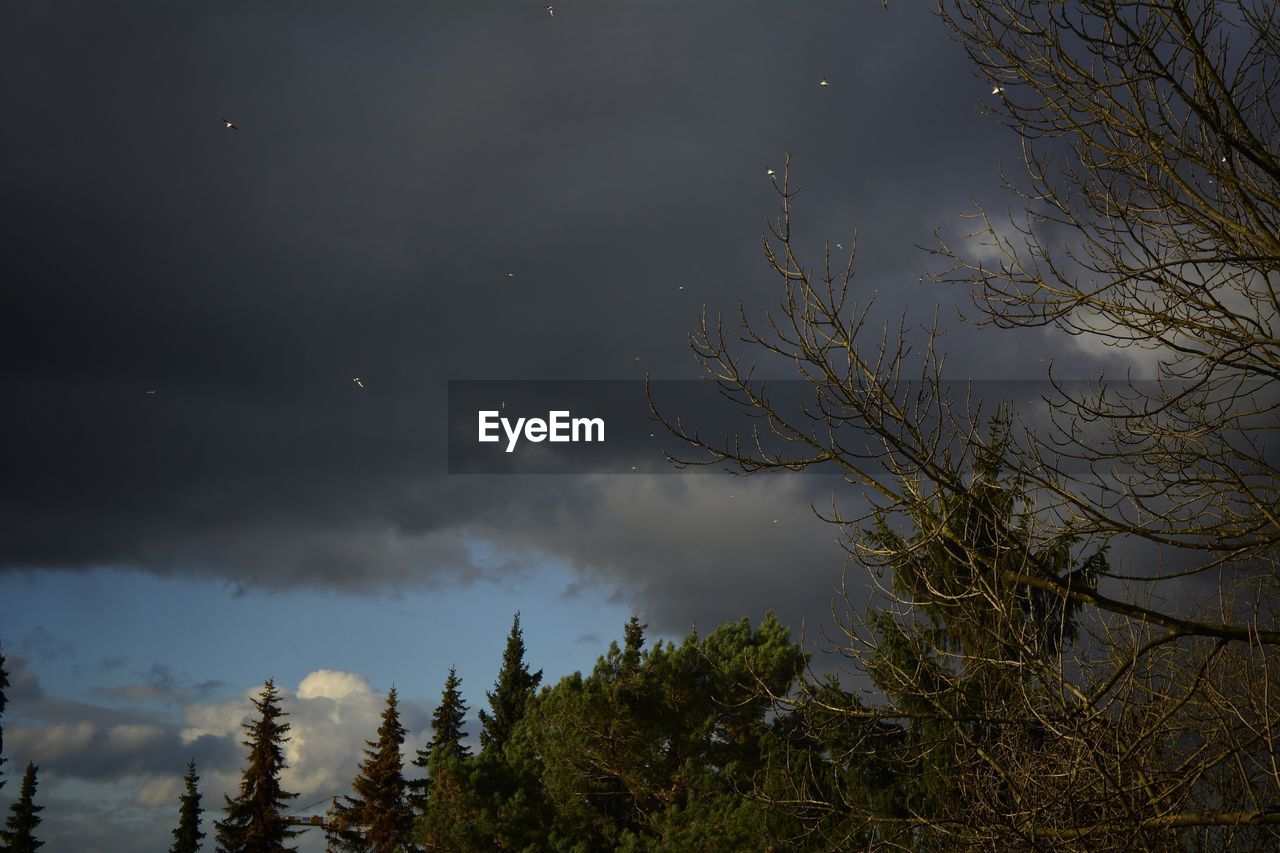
[6,658,428,853]
[183,671,421,803]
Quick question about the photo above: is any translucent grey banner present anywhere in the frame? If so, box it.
[447,379,1276,475]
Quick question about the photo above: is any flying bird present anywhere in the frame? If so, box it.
[146,389,157,395]
[546,4,554,15]
[352,377,365,389]
[991,85,1005,96]
[766,168,776,177]
[222,117,239,130]
[819,78,829,87]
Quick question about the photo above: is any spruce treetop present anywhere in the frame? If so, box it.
[169,759,205,853]
[479,612,543,753]
[1,761,43,853]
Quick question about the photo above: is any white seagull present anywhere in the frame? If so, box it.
[222,117,239,130]
[819,78,829,88]
[766,168,776,177]
[352,377,365,389]
[546,4,554,16]
[991,85,1005,96]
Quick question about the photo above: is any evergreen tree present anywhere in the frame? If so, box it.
[467,615,548,849]
[411,668,479,850]
[215,679,300,853]
[333,688,413,852]
[772,427,1109,846]
[477,612,542,754]
[425,668,469,762]
[408,667,472,814]
[170,759,205,853]
[507,614,807,849]
[0,648,8,792]
[1,761,43,852]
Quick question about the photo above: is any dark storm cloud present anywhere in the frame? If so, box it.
[1,0,1124,632]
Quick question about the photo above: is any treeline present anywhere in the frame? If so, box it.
[183,455,1280,852]
[4,456,1277,853]
[1,650,44,853]
[192,612,812,852]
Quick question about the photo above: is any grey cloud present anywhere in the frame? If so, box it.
[0,0,1149,659]
[90,663,227,707]
[3,654,44,703]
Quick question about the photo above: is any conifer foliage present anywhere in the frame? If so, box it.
[0,649,8,793]
[215,679,300,853]
[1,761,43,853]
[478,612,542,754]
[424,668,469,763]
[169,759,205,853]
[334,688,413,852]
[412,667,476,850]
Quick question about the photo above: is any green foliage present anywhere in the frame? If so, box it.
[773,423,1110,846]
[170,760,205,853]
[505,613,808,850]
[334,688,414,853]
[1,762,43,853]
[411,668,479,851]
[866,428,1101,672]
[478,612,542,755]
[215,679,300,853]
[427,668,470,764]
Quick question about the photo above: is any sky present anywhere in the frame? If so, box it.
[0,2,1142,850]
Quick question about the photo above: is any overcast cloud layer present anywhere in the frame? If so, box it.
[0,4,1159,849]
[0,1,1090,618]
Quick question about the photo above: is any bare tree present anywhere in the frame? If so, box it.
[934,0,1280,577]
[651,1,1279,847]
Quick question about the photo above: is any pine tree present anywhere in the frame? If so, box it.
[215,679,300,853]
[478,612,542,753]
[170,759,205,853]
[0,648,8,793]
[333,688,413,852]
[621,615,645,669]
[1,762,43,852]
[506,615,807,848]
